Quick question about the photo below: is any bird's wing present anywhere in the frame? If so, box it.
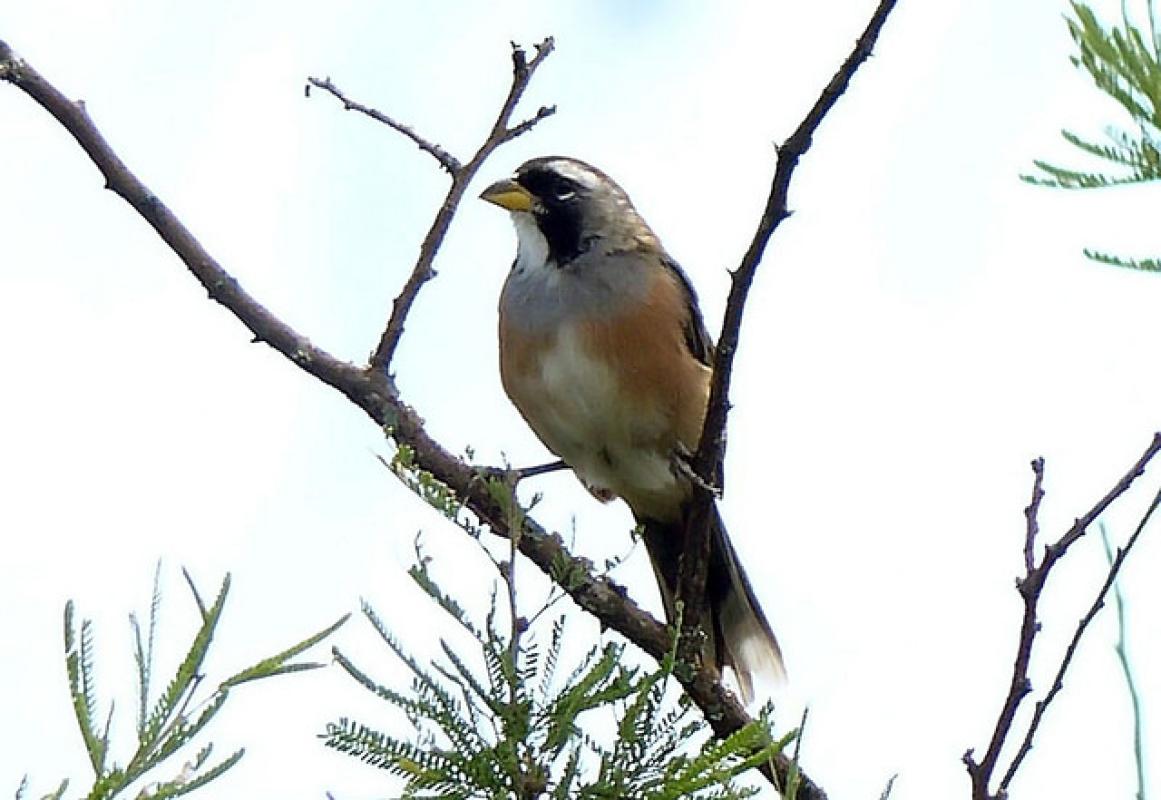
[661,255,715,368]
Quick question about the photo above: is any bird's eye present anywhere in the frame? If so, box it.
[553,184,576,201]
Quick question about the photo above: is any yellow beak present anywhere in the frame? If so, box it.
[480,178,534,212]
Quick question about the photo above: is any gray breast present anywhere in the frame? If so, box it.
[501,246,652,332]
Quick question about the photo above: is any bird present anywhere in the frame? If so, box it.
[480,156,784,701]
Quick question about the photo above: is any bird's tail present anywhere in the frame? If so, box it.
[642,506,785,703]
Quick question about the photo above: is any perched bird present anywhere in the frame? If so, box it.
[480,156,784,701]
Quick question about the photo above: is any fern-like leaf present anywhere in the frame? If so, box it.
[155,748,244,800]
[64,603,106,775]
[221,612,348,688]
[1084,247,1161,270]
[132,561,164,738]
[408,564,482,641]
[138,576,229,752]
[1025,1,1161,268]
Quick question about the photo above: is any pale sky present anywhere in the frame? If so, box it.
[2,1,1159,799]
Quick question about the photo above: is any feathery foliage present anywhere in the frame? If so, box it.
[324,549,791,799]
[1025,0,1161,269]
[20,566,347,800]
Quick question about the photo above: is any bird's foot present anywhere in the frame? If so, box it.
[474,459,568,487]
[670,448,721,497]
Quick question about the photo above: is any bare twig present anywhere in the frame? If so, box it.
[1023,458,1046,573]
[677,0,899,662]
[964,433,1161,800]
[0,34,824,799]
[966,460,1049,794]
[306,76,462,173]
[501,104,557,143]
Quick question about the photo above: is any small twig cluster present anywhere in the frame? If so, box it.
[964,434,1161,800]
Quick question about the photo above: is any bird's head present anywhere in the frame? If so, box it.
[481,156,657,267]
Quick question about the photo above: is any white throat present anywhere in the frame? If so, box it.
[510,211,551,273]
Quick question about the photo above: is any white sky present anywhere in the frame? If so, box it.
[2,1,1159,799]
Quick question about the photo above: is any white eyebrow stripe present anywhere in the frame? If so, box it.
[545,159,602,190]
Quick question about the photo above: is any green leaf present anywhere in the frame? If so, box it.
[1084,247,1161,270]
[180,568,209,621]
[407,565,483,640]
[332,557,787,799]
[132,561,164,737]
[137,576,229,754]
[1026,1,1161,269]
[64,602,107,775]
[221,612,348,688]
[145,748,245,800]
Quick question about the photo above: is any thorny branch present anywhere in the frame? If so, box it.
[695,0,899,486]
[0,33,826,798]
[964,433,1161,800]
[676,0,899,669]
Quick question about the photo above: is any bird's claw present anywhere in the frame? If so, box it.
[671,449,721,497]
[474,459,568,487]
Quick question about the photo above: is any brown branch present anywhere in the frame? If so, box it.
[965,461,1049,799]
[964,433,1161,800]
[366,37,556,372]
[501,103,557,143]
[677,0,899,666]
[0,35,825,799]
[305,76,462,173]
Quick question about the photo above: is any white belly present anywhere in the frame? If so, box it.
[515,324,684,518]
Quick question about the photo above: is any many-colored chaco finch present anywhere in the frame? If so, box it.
[481,156,783,700]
